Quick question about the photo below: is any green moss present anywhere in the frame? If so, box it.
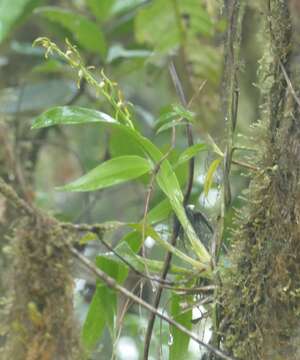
[3,215,83,360]
[220,1,300,359]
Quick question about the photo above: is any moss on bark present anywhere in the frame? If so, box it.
[3,214,82,360]
[220,1,300,359]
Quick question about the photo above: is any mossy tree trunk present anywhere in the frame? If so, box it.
[221,1,300,359]
[0,120,81,359]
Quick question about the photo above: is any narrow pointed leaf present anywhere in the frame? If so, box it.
[57,155,152,192]
[32,106,116,129]
[176,143,208,167]
[81,286,106,350]
[146,198,172,224]
[100,242,192,275]
[204,158,221,196]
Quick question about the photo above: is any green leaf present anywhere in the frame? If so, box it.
[96,254,128,285]
[0,0,42,44]
[176,143,208,167]
[81,286,106,350]
[32,106,211,267]
[100,242,192,275]
[204,158,221,196]
[154,104,195,134]
[81,284,117,350]
[122,230,142,253]
[146,198,172,224]
[32,106,117,129]
[57,155,152,192]
[35,6,107,56]
[81,252,128,350]
[169,294,192,360]
[172,104,195,123]
[156,119,187,135]
[129,223,208,273]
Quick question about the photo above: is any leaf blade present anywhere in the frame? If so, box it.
[57,155,152,192]
[204,158,221,196]
[176,143,208,167]
[169,293,192,360]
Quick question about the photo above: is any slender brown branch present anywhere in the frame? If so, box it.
[143,61,196,359]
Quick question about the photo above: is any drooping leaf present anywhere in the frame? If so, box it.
[204,158,221,196]
[81,286,106,350]
[169,294,192,360]
[81,256,122,350]
[57,155,152,192]
[0,0,42,44]
[35,6,107,56]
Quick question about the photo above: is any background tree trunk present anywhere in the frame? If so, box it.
[221,1,300,359]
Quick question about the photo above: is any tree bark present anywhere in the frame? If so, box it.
[221,1,300,359]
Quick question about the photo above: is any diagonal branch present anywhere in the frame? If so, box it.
[0,175,234,360]
[69,245,234,360]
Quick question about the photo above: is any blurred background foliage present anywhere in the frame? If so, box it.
[0,0,262,359]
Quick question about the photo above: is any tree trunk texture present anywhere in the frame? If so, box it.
[221,1,300,359]
[0,123,81,358]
